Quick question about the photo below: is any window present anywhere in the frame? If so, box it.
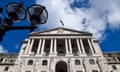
[41,71,46,72]
[77,71,82,72]
[42,60,48,65]
[89,59,95,64]
[0,58,3,62]
[4,66,9,71]
[28,60,33,65]
[117,57,120,61]
[107,58,112,61]
[75,60,81,65]
[92,70,98,72]
[26,71,31,72]
[112,65,117,70]
[10,59,14,63]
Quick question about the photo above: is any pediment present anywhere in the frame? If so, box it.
[30,27,92,36]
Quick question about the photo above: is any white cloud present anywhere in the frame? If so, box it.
[91,0,120,29]
[36,0,120,41]
[0,45,7,53]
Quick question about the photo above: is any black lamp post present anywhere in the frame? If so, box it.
[0,2,48,41]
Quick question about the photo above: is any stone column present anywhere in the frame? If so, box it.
[65,38,69,54]
[50,38,53,54]
[76,39,81,55]
[88,39,94,54]
[29,39,34,54]
[41,39,45,55]
[25,39,31,54]
[54,38,57,55]
[80,39,86,54]
[37,39,42,54]
[68,38,72,54]
[2,58,6,63]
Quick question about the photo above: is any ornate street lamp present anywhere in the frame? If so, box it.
[27,4,48,31]
[6,2,26,22]
[0,2,48,41]
[27,4,48,25]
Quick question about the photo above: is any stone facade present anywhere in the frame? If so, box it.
[0,53,17,72]
[0,27,120,72]
[104,53,120,72]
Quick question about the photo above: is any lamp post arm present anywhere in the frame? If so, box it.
[2,26,37,31]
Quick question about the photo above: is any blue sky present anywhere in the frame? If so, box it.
[0,0,120,53]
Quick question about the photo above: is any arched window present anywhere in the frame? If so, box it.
[28,60,33,65]
[89,59,95,64]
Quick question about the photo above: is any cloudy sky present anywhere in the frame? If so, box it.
[0,0,120,53]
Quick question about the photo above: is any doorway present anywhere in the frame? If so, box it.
[55,61,67,72]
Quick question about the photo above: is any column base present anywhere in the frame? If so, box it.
[35,54,42,57]
[40,52,47,56]
[66,52,73,56]
[49,52,57,56]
